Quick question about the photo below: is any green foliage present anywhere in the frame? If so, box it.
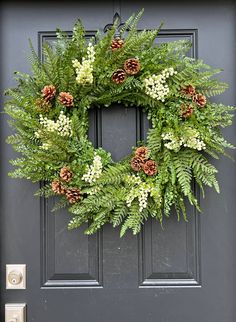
[4,10,235,237]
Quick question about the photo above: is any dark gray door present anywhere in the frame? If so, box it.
[1,1,236,322]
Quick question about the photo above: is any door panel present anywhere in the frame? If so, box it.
[1,1,236,322]
[139,214,200,287]
[42,201,103,287]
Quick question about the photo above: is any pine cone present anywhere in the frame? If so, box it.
[111,38,124,51]
[182,85,196,97]
[51,180,66,195]
[143,160,157,176]
[193,93,207,107]
[131,156,144,172]
[58,92,74,107]
[135,146,148,160]
[42,85,56,101]
[124,58,141,75]
[35,98,52,113]
[180,104,194,118]
[112,69,127,84]
[60,166,72,182]
[66,188,81,204]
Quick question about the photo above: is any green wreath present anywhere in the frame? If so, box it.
[5,11,235,236]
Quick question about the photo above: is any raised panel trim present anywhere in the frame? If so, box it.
[38,30,97,60]
[93,104,145,149]
[158,29,198,58]
[138,212,201,288]
[39,31,103,288]
[138,29,201,288]
[40,196,103,288]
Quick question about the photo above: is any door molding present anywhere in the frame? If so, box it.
[38,28,200,289]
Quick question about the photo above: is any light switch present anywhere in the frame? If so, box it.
[5,303,26,322]
[6,264,26,289]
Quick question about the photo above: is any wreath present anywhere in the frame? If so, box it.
[5,11,235,237]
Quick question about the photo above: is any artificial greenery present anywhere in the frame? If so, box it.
[5,10,235,236]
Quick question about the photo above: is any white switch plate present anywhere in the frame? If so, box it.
[6,264,26,289]
[5,303,26,322]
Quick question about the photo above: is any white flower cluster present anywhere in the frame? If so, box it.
[125,175,152,212]
[183,128,206,150]
[143,67,177,101]
[72,43,95,85]
[162,127,206,152]
[125,174,142,186]
[35,111,73,138]
[82,154,103,184]
[68,218,77,228]
[161,132,183,152]
[138,185,152,212]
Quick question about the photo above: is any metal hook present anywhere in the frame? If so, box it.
[103,12,129,38]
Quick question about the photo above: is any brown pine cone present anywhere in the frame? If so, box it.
[193,93,207,107]
[35,98,52,113]
[58,92,74,107]
[131,156,144,172]
[143,160,157,176]
[60,166,72,182]
[181,85,196,97]
[180,104,194,118]
[124,58,141,75]
[135,146,148,160]
[111,38,124,51]
[51,180,66,195]
[66,188,81,204]
[42,85,56,101]
[112,69,127,84]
